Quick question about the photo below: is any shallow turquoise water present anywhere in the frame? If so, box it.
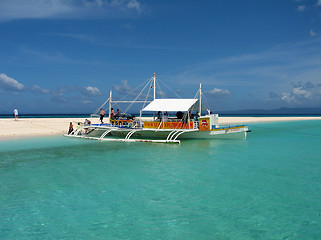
[1,121,321,239]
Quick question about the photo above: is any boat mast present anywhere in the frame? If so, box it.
[153,73,156,121]
[153,73,156,100]
[109,90,112,124]
[199,83,202,117]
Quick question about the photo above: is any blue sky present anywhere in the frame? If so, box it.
[1,0,321,114]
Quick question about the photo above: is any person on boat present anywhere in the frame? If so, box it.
[84,119,90,133]
[190,111,197,120]
[116,109,121,117]
[110,108,115,120]
[68,122,74,135]
[100,108,106,124]
[176,111,183,119]
[157,111,162,121]
[76,122,82,134]
[13,108,18,121]
[164,111,169,121]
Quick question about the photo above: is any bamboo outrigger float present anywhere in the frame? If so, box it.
[65,74,249,143]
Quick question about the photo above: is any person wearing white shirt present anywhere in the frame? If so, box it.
[13,108,18,121]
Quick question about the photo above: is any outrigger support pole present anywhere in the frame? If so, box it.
[153,73,156,121]
[139,110,142,127]
[153,73,156,100]
[109,90,112,124]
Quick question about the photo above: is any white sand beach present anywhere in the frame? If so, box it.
[1,116,321,139]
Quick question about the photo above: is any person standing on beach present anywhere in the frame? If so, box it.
[68,122,74,134]
[13,108,18,121]
[100,108,106,124]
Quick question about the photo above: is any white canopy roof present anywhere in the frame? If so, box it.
[142,98,204,112]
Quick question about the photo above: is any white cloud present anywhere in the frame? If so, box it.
[171,37,321,110]
[113,80,132,94]
[206,88,232,98]
[32,85,50,94]
[126,0,141,12]
[79,99,93,104]
[51,94,67,103]
[83,86,102,96]
[310,29,317,37]
[176,38,321,90]
[51,88,67,103]
[267,92,280,101]
[281,92,296,103]
[0,0,72,21]
[95,0,104,8]
[317,0,321,6]
[0,73,24,91]
[280,85,313,104]
[0,0,142,22]
[293,86,312,98]
[111,0,141,12]
[120,23,134,31]
[268,80,321,107]
[297,5,306,12]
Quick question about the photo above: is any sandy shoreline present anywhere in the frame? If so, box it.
[1,116,321,140]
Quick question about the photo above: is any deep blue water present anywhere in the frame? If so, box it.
[1,120,321,239]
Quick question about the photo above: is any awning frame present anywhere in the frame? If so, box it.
[142,98,207,112]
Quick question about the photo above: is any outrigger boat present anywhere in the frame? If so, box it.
[65,74,249,143]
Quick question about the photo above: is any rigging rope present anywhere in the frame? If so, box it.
[92,74,199,116]
[93,97,110,115]
[157,77,182,98]
[155,80,165,99]
[117,77,151,101]
[141,79,153,110]
[93,77,152,116]
[123,77,153,113]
